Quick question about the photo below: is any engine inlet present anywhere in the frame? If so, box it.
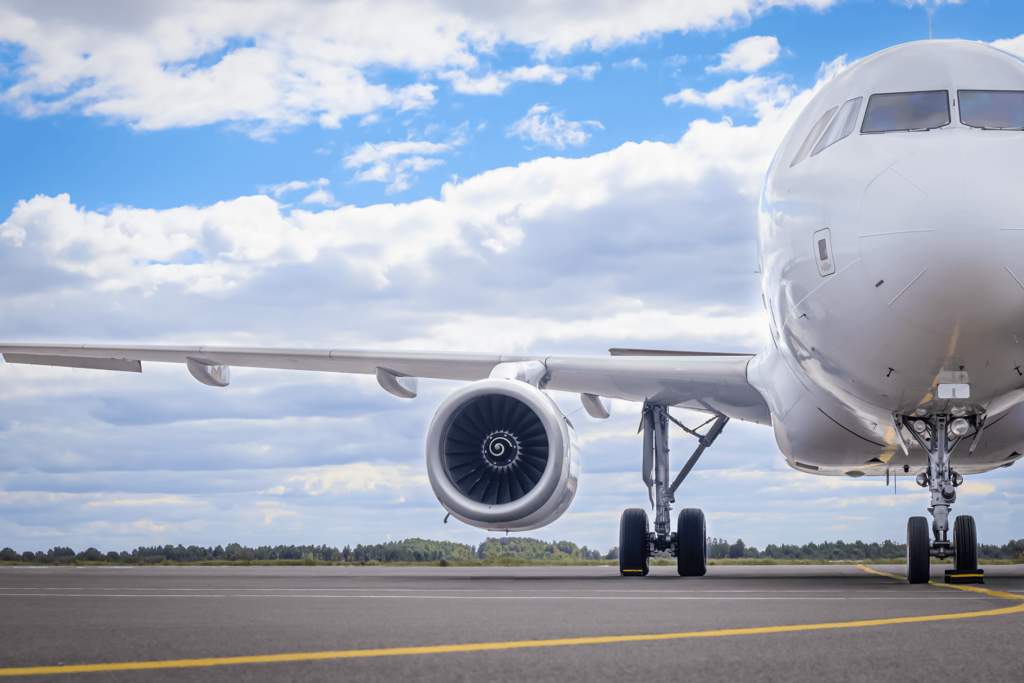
[443,394,549,505]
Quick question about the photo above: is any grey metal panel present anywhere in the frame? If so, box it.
[0,343,769,422]
[0,344,201,364]
[609,348,756,357]
[0,344,526,380]
[545,355,770,424]
[3,353,142,373]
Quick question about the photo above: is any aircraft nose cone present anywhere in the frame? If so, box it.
[859,143,1024,336]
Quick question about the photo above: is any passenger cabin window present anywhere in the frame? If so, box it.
[811,97,863,156]
[861,91,950,133]
[959,90,1024,129]
[790,106,838,167]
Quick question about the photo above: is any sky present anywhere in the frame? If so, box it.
[1,0,1023,556]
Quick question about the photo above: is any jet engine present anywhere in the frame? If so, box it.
[425,378,580,531]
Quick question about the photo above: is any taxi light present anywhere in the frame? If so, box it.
[913,420,927,433]
[950,418,970,436]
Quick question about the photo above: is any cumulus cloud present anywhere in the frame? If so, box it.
[989,33,1024,57]
[441,64,599,95]
[343,130,467,193]
[707,35,781,73]
[281,464,429,496]
[399,304,766,351]
[0,1,838,135]
[613,57,647,69]
[258,178,329,198]
[1,72,809,298]
[896,0,963,6]
[301,188,338,206]
[507,104,603,149]
[664,74,796,119]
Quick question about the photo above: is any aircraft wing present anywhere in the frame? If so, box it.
[0,343,770,424]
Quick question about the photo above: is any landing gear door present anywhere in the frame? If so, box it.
[813,227,835,277]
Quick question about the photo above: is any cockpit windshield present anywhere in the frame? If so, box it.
[959,90,1024,129]
[861,91,950,133]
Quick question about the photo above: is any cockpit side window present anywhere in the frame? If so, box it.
[959,90,1024,129]
[811,97,863,156]
[790,106,838,167]
[861,91,950,133]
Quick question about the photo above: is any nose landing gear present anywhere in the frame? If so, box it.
[900,413,984,584]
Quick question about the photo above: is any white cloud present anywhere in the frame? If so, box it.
[665,55,688,67]
[1,220,25,247]
[989,33,1024,57]
[507,104,603,149]
[343,136,463,193]
[664,73,796,119]
[1,59,816,301]
[400,304,766,351]
[259,178,327,198]
[282,463,430,495]
[441,64,599,96]
[131,520,172,534]
[0,1,838,135]
[1,68,817,297]
[301,188,338,206]
[613,57,647,69]
[83,496,198,508]
[707,35,781,73]
[896,0,963,6]
[259,178,336,205]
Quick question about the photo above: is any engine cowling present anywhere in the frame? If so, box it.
[425,378,580,531]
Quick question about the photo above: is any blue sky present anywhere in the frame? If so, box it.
[1,0,1022,555]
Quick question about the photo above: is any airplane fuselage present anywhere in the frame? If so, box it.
[751,40,1024,477]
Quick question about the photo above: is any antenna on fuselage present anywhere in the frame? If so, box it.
[929,18,932,40]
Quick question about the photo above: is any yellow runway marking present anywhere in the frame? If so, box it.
[2,565,1021,677]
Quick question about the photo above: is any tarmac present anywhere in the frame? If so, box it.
[1,563,1022,682]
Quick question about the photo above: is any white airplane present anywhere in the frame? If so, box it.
[2,40,1018,584]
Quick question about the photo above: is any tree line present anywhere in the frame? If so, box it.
[707,537,1024,561]
[0,543,346,564]
[3,537,1023,564]
[0,537,612,564]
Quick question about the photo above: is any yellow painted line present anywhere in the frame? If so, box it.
[857,565,903,580]
[857,564,1022,600]
[2,565,1021,677]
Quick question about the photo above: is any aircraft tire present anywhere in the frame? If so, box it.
[676,508,707,577]
[953,515,978,572]
[619,508,650,577]
[907,516,930,584]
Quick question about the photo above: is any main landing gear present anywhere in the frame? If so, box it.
[619,403,728,577]
[900,412,984,585]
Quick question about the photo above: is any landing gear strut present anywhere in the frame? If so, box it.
[618,404,727,577]
[900,413,983,584]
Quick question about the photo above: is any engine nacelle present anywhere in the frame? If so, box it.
[425,378,580,531]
